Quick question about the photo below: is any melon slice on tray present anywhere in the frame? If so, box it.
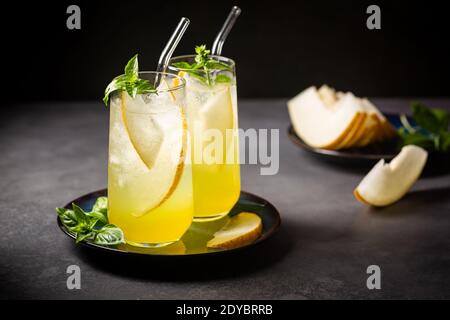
[121,92,187,216]
[207,212,263,249]
[288,86,364,149]
[352,99,382,147]
[354,145,428,207]
[332,93,368,149]
[349,98,386,147]
[288,85,397,150]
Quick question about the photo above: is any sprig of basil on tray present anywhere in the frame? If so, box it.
[399,102,450,152]
[171,45,232,86]
[56,197,125,246]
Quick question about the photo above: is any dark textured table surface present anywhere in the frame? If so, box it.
[1,98,449,300]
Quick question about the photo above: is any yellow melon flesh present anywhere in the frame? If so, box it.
[288,86,397,150]
[207,212,263,249]
[119,92,187,217]
[288,87,363,149]
[351,99,384,147]
[354,145,428,206]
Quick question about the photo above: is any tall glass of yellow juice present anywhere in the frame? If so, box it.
[169,54,240,221]
[108,72,193,246]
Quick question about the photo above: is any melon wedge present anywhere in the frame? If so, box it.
[318,84,338,106]
[288,86,364,149]
[332,93,368,149]
[207,212,262,249]
[120,92,187,216]
[121,93,164,169]
[352,99,384,147]
[354,145,428,207]
[288,86,398,150]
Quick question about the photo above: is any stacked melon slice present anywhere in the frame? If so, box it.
[288,85,397,150]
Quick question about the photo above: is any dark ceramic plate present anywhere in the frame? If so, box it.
[57,189,281,257]
[287,113,402,162]
[287,113,450,173]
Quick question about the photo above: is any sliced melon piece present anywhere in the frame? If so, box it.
[318,92,369,150]
[333,112,366,149]
[318,84,337,107]
[121,93,163,169]
[361,98,397,141]
[195,84,234,163]
[353,114,379,147]
[288,87,363,149]
[121,92,187,216]
[354,145,428,207]
[288,86,397,150]
[207,212,263,249]
[352,99,384,147]
[332,93,368,149]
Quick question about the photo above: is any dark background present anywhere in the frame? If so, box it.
[3,0,450,102]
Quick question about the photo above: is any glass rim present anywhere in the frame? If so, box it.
[120,71,186,93]
[168,54,236,70]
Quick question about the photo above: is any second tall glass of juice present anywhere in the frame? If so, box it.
[170,55,240,221]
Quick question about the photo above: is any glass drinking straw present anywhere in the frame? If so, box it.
[155,17,190,87]
[211,6,241,55]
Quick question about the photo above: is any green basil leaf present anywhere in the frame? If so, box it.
[87,197,108,225]
[171,45,234,87]
[92,197,108,215]
[401,132,435,150]
[440,131,450,152]
[195,45,209,55]
[72,203,89,224]
[215,74,232,83]
[56,208,80,231]
[135,78,157,95]
[194,45,210,67]
[124,54,139,81]
[76,231,94,244]
[125,82,138,98]
[103,75,127,105]
[412,102,442,134]
[57,197,126,245]
[86,211,107,224]
[431,108,449,132]
[88,218,101,230]
[171,61,194,70]
[94,224,125,245]
[184,70,209,84]
[205,60,231,71]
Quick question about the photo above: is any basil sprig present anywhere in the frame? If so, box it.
[103,54,157,105]
[56,197,125,246]
[171,45,232,86]
[399,102,450,152]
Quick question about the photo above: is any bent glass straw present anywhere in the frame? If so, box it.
[155,17,190,87]
[211,6,241,56]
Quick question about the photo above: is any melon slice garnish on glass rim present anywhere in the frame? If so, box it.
[120,91,187,217]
